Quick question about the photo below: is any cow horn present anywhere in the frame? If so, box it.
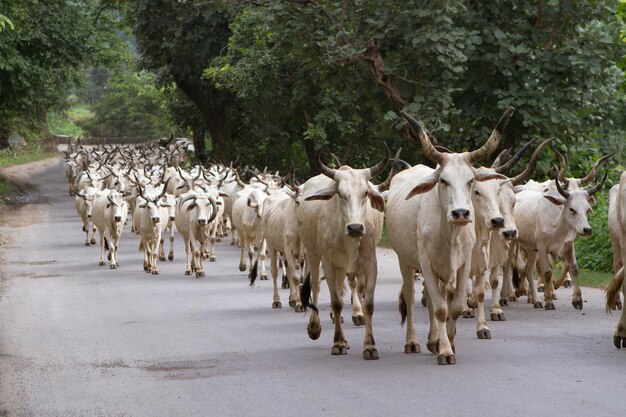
[158,178,171,199]
[207,197,219,224]
[491,148,511,169]
[247,169,269,186]
[511,138,554,186]
[179,194,196,207]
[554,149,567,183]
[107,195,118,207]
[585,171,608,197]
[466,107,515,164]
[377,148,402,192]
[329,153,342,166]
[495,138,538,174]
[555,174,570,199]
[434,145,453,154]
[318,153,338,179]
[401,111,444,165]
[367,143,390,180]
[234,170,246,188]
[579,153,615,185]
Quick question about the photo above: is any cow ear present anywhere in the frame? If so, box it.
[219,192,229,198]
[186,203,197,212]
[160,204,171,208]
[473,168,508,182]
[305,183,337,201]
[406,174,437,200]
[543,194,565,206]
[367,183,385,212]
[139,204,147,208]
[588,196,597,206]
[247,199,259,208]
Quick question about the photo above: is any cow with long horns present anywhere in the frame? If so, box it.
[299,147,388,360]
[386,107,513,365]
[606,171,626,349]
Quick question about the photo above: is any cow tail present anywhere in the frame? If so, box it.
[398,291,407,326]
[512,267,521,289]
[605,267,625,314]
[300,273,318,312]
[248,256,259,286]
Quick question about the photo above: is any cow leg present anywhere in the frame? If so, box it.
[270,249,281,308]
[152,234,161,275]
[474,268,491,339]
[209,224,217,262]
[524,250,542,308]
[563,243,583,310]
[398,261,420,354]
[537,247,555,310]
[347,274,364,326]
[259,239,268,280]
[84,219,91,246]
[360,258,378,360]
[168,225,175,261]
[238,233,247,272]
[304,256,322,340]
[553,262,570,289]
[159,237,166,261]
[489,265,505,321]
[286,249,303,311]
[98,229,106,266]
[110,233,120,268]
[446,263,471,358]
[462,277,474,318]
[325,263,348,356]
[421,262,454,364]
[616,274,626,348]
[183,238,193,275]
[91,224,97,245]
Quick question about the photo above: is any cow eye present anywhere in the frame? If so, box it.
[440,179,448,186]
[473,190,480,196]
[569,208,576,215]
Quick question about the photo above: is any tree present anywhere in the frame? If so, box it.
[130,0,237,162]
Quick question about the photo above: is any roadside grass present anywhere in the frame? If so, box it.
[0,144,56,169]
[47,103,94,137]
[577,269,615,289]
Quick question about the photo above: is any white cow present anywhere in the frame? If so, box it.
[232,187,269,277]
[298,150,388,360]
[386,107,512,365]
[174,190,218,277]
[135,182,171,275]
[606,171,626,349]
[92,189,128,269]
[74,186,100,246]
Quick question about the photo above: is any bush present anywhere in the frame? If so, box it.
[575,193,614,272]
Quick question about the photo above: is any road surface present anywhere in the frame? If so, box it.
[0,157,623,417]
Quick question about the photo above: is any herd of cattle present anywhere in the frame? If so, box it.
[63,108,626,365]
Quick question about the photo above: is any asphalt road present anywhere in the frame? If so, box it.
[0,157,624,417]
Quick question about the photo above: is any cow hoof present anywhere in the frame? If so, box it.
[99,261,105,266]
[85,242,90,246]
[617,301,623,311]
[544,302,556,310]
[239,264,246,272]
[404,342,421,354]
[572,300,583,310]
[564,280,572,288]
[533,301,543,309]
[294,304,305,313]
[462,309,474,319]
[477,329,492,339]
[331,345,348,356]
[421,297,427,307]
[437,354,456,365]
[363,348,379,360]
[272,301,282,309]
[90,238,96,244]
[288,300,296,308]
[490,312,506,321]
[508,295,518,302]
[307,324,321,340]
[152,271,159,275]
[110,264,117,270]
[614,335,626,349]
[426,340,439,355]
[209,256,216,262]
[260,273,268,280]
[351,315,365,326]
[185,271,191,276]
[196,271,205,278]
[538,285,544,293]
[168,254,174,261]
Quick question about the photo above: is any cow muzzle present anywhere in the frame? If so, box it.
[169,216,175,221]
[450,208,471,224]
[502,229,517,240]
[198,219,207,225]
[114,216,122,222]
[490,217,505,229]
[346,223,365,237]
[581,227,592,236]
[87,214,92,219]
[152,217,160,224]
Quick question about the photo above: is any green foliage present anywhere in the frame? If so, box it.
[78,72,172,137]
[575,193,614,272]
[47,104,94,138]
[0,13,13,32]
[0,142,55,169]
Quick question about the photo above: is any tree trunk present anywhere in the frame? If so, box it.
[191,123,207,163]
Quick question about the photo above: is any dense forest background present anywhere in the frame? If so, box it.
[1,0,625,270]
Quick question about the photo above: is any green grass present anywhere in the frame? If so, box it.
[0,144,56,169]
[0,175,11,208]
[47,103,94,137]
[577,269,615,289]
